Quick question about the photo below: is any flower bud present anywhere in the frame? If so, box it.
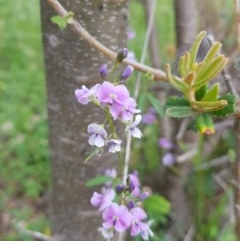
[116,48,128,62]
[120,65,134,80]
[99,64,108,79]
[115,184,124,194]
[127,200,135,210]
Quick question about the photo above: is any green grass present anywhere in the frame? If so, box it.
[0,0,49,240]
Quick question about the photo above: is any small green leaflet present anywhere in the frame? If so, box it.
[51,12,74,30]
[166,106,194,118]
[85,175,113,187]
[210,93,236,117]
[144,194,171,216]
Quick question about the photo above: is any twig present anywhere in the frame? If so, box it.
[183,225,195,241]
[16,222,55,241]
[45,0,167,82]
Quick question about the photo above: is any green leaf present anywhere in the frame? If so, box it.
[189,31,207,68]
[144,194,171,217]
[201,83,219,101]
[195,113,214,135]
[147,94,164,117]
[166,106,194,118]
[195,84,207,101]
[51,15,67,30]
[165,64,187,92]
[193,55,228,90]
[64,11,74,23]
[85,175,113,187]
[165,96,190,108]
[203,42,222,65]
[210,94,236,117]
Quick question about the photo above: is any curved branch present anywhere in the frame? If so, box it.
[45,0,167,81]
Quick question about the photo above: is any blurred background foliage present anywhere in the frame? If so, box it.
[0,0,237,240]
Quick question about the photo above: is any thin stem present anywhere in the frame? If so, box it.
[45,0,167,82]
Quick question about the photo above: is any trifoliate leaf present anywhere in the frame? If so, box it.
[85,175,113,187]
[147,94,164,117]
[195,113,215,135]
[201,83,219,102]
[166,106,194,118]
[210,94,236,117]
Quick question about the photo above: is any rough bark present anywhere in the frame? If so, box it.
[41,1,128,240]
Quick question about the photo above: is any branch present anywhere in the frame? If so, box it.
[45,0,167,81]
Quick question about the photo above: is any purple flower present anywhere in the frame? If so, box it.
[139,221,154,240]
[120,65,134,80]
[158,138,173,150]
[87,123,107,147]
[128,171,141,197]
[139,192,149,201]
[162,153,175,166]
[129,207,147,236]
[142,108,157,125]
[96,81,130,106]
[116,48,128,62]
[75,84,99,105]
[106,139,122,153]
[99,64,108,79]
[90,188,115,211]
[126,115,143,138]
[111,97,140,121]
[102,203,132,232]
[127,29,135,41]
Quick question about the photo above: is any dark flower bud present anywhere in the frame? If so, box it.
[127,200,135,210]
[99,64,108,79]
[126,176,131,186]
[116,48,128,62]
[115,184,124,194]
[128,181,135,193]
[120,65,134,80]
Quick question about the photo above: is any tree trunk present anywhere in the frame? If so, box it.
[174,0,198,48]
[40,1,128,240]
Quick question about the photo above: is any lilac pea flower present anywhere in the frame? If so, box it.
[139,192,149,201]
[158,137,173,150]
[102,203,132,233]
[99,64,108,79]
[129,207,148,237]
[128,172,141,197]
[96,81,130,106]
[120,65,134,80]
[127,29,136,41]
[139,221,154,240]
[98,227,114,241]
[162,153,175,166]
[126,115,143,138]
[90,188,115,211]
[142,112,156,125]
[106,139,122,153]
[112,97,140,121]
[75,84,99,105]
[88,123,107,147]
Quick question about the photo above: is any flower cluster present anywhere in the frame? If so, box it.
[90,170,153,240]
[75,61,142,156]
